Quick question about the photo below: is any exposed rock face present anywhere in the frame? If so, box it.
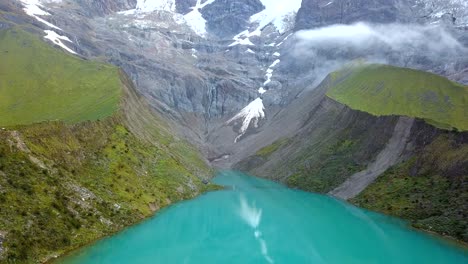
[233,79,402,188]
[295,0,400,30]
[201,0,264,38]
[74,0,137,17]
[330,116,415,199]
[0,231,5,260]
[175,0,198,14]
[294,0,468,31]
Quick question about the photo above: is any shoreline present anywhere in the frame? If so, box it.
[44,175,468,263]
[408,224,468,251]
[44,183,222,264]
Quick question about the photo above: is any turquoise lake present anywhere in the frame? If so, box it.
[59,171,468,264]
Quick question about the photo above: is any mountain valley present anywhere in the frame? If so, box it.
[0,0,467,262]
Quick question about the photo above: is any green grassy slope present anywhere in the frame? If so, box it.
[0,118,213,263]
[352,132,468,242]
[0,28,121,126]
[0,28,213,262]
[327,64,468,131]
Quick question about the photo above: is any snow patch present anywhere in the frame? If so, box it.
[191,48,198,58]
[230,38,254,46]
[183,0,216,36]
[250,0,302,34]
[264,68,273,85]
[263,59,280,85]
[228,98,265,142]
[121,0,217,36]
[258,87,266,94]
[229,30,257,46]
[273,52,280,57]
[135,0,176,12]
[44,30,76,54]
[246,48,256,54]
[269,59,280,68]
[20,0,61,30]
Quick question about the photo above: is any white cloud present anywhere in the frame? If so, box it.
[292,22,467,88]
[295,22,465,54]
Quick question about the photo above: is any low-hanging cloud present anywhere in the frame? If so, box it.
[290,22,468,87]
[295,22,465,55]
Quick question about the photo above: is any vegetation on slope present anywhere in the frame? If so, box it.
[238,64,468,243]
[352,132,468,242]
[0,28,212,262]
[236,83,397,194]
[0,120,207,262]
[327,64,468,131]
[0,28,121,126]
[286,139,366,193]
[255,138,291,157]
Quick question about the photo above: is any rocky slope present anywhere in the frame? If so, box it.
[235,64,468,242]
[352,124,468,241]
[295,0,468,30]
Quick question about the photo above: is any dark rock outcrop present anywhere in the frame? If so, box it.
[175,0,198,15]
[201,0,264,38]
[74,0,137,17]
[295,0,400,30]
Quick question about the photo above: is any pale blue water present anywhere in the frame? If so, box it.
[59,171,468,264]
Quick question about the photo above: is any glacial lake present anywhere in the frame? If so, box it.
[58,171,468,264]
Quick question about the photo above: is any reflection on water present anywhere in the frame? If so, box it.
[239,194,273,263]
[58,171,468,264]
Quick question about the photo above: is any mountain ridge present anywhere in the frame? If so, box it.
[0,27,213,262]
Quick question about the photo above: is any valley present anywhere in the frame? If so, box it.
[0,0,467,262]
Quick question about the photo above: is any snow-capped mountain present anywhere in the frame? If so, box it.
[118,0,303,38]
[10,0,468,154]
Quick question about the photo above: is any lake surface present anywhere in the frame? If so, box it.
[59,171,468,264]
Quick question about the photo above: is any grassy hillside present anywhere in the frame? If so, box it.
[0,28,213,263]
[352,131,468,242]
[237,66,468,243]
[0,117,214,263]
[0,28,121,126]
[327,64,468,131]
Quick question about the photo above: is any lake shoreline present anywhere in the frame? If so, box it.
[52,172,468,263]
[45,184,223,264]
